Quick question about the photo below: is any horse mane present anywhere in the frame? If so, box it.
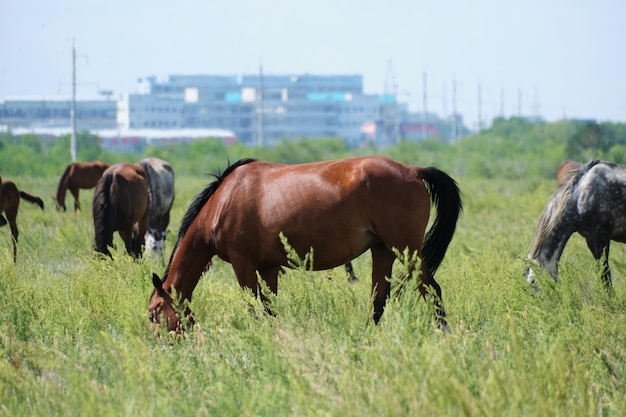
[56,163,73,204]
[530,159,601,257]
[93,172,115,255]
[161,158,256,281]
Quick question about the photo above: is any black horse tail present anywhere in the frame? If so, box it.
[55,164,72,211]
[419,167,463,276]
[19,191,44,210]
[93,172,116,257]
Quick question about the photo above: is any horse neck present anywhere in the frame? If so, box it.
[162,241,212,302]
[162,264,205,303]
[528,196,577,276]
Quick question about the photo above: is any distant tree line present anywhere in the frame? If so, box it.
[1,118,625,180]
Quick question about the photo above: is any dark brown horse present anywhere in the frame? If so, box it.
[525,160,626,293]
[92,163,149,259]
[0,178,45,262]
[54,161,110,211]
[149,156,462,333]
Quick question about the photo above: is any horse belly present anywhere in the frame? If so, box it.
[284,228,373,270]
[578,183,626,242]
[220,208,374,272]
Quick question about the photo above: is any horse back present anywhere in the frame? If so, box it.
[105,163,150,224]
[73,161,110,189]
[202,156,431,269]
[576,162,626,240]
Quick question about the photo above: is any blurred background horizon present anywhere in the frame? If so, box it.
[1,0,625,131]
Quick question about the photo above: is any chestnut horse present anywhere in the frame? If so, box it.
[149,156,462,333]
[136,158,175,260]
[54,161,110,211]
[525,160,626,293]
[92,163,149,259]
[0,178,45,262]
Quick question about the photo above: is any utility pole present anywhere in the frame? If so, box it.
[451,78,457,141]
[441,80,447,122]
[70,40,77,162]
[500,87,505,118]
[477,82,482,132]
[383,60,400,144]
[532,85,541,120]
[256,64,264,147]
[518,88,522,118]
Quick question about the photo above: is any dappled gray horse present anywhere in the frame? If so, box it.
[525,160,626,293]
[136,158,175,260]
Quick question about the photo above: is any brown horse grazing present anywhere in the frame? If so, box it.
[149,156,462,333]
[92,163,149,259]
[54,161,110,211]
[0,179,45,262]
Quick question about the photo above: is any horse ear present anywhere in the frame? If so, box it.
[152,273,163,290]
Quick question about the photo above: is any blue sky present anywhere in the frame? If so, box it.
[1,0,624,129]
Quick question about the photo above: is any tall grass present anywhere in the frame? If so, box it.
[0,175,624,416]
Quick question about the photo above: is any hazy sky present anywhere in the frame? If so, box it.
[1,0,624,129]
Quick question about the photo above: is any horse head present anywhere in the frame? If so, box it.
[145,228,168,257]
[148,273,193,334]
[522,256,545,292]
[51,195,65,211]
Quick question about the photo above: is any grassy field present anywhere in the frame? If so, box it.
[0,173,625,416]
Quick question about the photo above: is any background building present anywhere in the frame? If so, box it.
[0,97,118,130]
[128,73,386,146]
[2,73,464,150]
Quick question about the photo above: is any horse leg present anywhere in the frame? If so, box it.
[8,219,18,263]
[231,258,263,299]
[118,227,135,258]
[231,258,275,318]
[132,220,147,259]
[585,236,612,295]
[71,188,80,211]
[130,228,141,258]
[258,266,280,316]
[344,262,358,282]
[370,245,395,324]
[417,259,450,332]
[137,211,149,258]
[4,204,19,263]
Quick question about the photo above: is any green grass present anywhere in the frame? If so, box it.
[0,175,624,416]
